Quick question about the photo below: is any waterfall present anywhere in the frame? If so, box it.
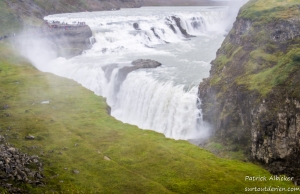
[28,7,227,140]
[111,71,204,140]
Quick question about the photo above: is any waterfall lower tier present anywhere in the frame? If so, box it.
[111,71,205,140]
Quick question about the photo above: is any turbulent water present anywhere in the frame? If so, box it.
[33,7,228,140]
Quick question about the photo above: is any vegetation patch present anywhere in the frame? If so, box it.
[237,48,300,96]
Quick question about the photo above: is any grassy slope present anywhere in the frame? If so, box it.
[0,1,20,36]
[0,41,295,193]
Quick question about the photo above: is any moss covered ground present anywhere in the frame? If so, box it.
[0,39,296,193]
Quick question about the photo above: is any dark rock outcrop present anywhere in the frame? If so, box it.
[199,1,300,184]
[166,16,195,38]
[133,23,141,30]
[118,59,162,83]
[171,16,195,38]
[101,59,161,93]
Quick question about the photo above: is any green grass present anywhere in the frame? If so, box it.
[240,0,300,22]
[0,41,296,193]
[237,48,300,96]
[203,141,246,161]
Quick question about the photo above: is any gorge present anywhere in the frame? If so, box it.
[0,0,299,193]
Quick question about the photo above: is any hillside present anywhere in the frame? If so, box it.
[199,0,300,184]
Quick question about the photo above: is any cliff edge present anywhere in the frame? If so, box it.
[199,0,300,184]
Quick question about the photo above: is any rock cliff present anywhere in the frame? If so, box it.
[45,25,93,58]
[199,0,300,184]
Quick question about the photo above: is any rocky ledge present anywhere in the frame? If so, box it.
[44,23,93,58]
[102,59,162,84]
[118,59,162,82]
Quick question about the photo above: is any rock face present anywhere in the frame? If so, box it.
[45,25,93,58]
[199,1,300,183]
[14,24,93,58]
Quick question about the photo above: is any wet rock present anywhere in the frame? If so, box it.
[171,16,195,38]
[118,59,162,84]
[131,59,162,68]
[133,22,141,30]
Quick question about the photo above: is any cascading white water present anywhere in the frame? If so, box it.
[112,71,203,139]
[22,7,229,140]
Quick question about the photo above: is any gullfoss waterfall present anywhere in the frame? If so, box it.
[25,7,228,140]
